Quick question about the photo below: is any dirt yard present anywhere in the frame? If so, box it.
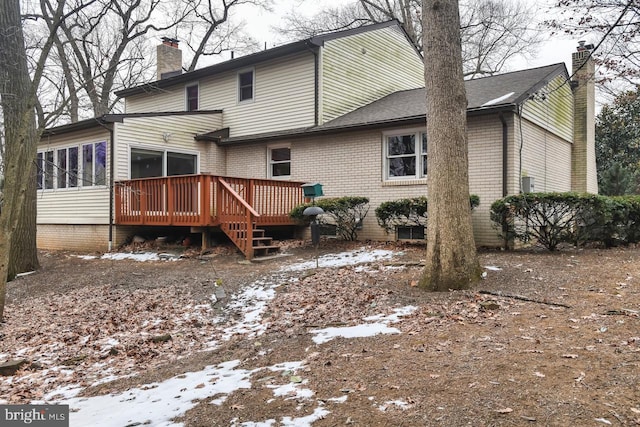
[1,240,639,426]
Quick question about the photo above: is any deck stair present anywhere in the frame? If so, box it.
[115,174,305,259]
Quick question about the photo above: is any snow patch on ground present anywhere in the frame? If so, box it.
[282,248,396,271]
[311,306,417,344]
[236,406,330,427]
[221,278,281,340]
[101,252,163,262]
[378,400,412,412]
[63,360,252,427]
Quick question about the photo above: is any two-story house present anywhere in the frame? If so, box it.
[37,21,597,257]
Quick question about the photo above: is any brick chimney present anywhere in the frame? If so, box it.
[571,41,598,193]
[157,37,182,80]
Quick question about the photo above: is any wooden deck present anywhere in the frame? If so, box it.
[114,174,305,258]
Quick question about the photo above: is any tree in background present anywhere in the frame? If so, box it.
[276,0,540,78]
[599,162,636,195]
[25,0,270,126]
[548,0,640,93]
[596,87,640,195]
[181,0,268,72]
[419,0,481,291]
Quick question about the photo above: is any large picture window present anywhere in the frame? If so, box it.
[37,143,100,190]
[268,146,290,178]
[130,148,196,179]
[384,131,427,180]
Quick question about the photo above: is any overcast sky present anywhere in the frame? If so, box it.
[236,0,583,73]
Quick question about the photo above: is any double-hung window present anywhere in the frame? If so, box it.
[238,70,254,102]
[186,84,199,111]
[384,130,427,180]
[268,146,291,178]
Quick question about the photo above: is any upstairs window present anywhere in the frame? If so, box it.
[384,131,427,180]
[186,84,199,111]
[238,70,254,102]
[268,146,290,178]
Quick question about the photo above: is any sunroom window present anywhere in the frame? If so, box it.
[384,131,427,180]
[37,142,103,190]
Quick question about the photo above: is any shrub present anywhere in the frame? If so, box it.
[290,196,369,241]
[490,192,618,250]
[375,195,480,234]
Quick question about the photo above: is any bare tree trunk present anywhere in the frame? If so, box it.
[0,0,58,319]
[8,161,40,281]
[419,0,481,291]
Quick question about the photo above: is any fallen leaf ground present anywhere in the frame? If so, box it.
[1,241,639,426]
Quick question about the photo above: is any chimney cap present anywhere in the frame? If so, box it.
[161,37,180,47]
[577,40,594,51]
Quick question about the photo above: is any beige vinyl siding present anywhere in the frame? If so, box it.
[321,26,423,123]
[221,52,316,137]
[521,75,573,142]
[37,127,111,225]
[124,52,316,138]
[113,113,222,180]
[517,117,572,193]
[126,88,185,113]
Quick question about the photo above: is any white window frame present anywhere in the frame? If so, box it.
[37,141,106,191]
[237,68,255,103]
[185,83,199,111]
[128,145,199,179]
[382,128,428,181]
[267,145,291,179]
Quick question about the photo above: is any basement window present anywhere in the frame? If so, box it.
[397,226,425,240]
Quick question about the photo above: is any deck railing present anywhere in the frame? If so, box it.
[114,174,305,228]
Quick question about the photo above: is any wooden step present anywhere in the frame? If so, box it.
[252,237,273,245]
[252,245,280,257]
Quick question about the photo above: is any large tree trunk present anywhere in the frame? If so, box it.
[0,0,42,319]
[419,0,481,291]
[8,162,40,281]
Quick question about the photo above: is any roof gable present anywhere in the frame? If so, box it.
[116,21,408,98]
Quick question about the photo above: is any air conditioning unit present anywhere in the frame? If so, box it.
[522,176,535,193]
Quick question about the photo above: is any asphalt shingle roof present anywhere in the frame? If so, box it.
[318,63,568,130]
